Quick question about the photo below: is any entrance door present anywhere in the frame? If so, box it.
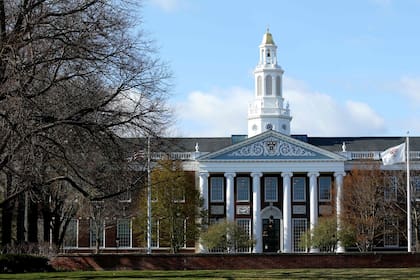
[262,217,280,252]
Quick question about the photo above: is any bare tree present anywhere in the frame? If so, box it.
[0,0,171,247]
[342,165,392,251]
[389,170,420,251]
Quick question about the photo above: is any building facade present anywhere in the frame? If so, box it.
[62,30,420,253]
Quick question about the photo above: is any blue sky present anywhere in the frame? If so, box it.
[142,0,420,137]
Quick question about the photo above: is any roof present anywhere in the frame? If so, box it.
[123,135,420,154]
[307,136,420,153]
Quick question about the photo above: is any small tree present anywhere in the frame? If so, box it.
[200,220,255,253]
[136,159,202,253]
[300,216,355,252]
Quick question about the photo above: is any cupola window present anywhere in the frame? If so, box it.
[276,76,281,96]
[257,76,262,96]
[265,75,272,95]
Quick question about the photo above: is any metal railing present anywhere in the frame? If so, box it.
[343,151,420,161]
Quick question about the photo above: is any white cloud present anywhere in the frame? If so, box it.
[399,76,420,104]
[172,78,387,137]
[149,0,186,13]
[173,87,252,137]
[284,77,386,136]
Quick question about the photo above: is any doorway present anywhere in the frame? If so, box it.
[262,216,280,252]
[261,206,282,253]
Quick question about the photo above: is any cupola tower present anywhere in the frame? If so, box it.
[248,29,292,137]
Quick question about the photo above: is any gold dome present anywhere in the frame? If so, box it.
[262,28,275,45]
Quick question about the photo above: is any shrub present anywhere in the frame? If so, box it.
[0,254,54,273]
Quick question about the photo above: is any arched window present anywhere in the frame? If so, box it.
[266,49,271,64]
[276,76,281,96]
[265,75,272,95]
[257,76,262,96]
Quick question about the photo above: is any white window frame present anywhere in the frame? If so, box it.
[384,176,398,201]
[236,219,252,253]
[89,219,105,248]
[236,177,250,202]
[151,218,159,248]
[292,218,307,252]
[318,176,332,202]
[384,217,399,248]
[63,219,78,248]
[264,177,278,202]
[117,219,132,248]
[210,177,224,202]
[412,176,420,201]
[208,218,226,253]
[293,177,306,202]
[118,189,132,203]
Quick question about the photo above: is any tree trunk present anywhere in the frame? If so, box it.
[16,193,25,243]
[27,200,38,243]
[1,172,13,246]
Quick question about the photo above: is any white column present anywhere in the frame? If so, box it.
[308,172,320,253]
[282,172,293,253]
[335,172,346,253]
[198,172,209,253]
[225,172,236,221]
[199,172,210,212]
[251,172,263,253]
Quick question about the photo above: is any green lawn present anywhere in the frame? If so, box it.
[2,268,420,280]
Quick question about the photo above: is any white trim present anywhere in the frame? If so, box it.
[198,130,347,162]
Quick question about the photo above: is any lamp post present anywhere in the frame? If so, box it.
[147,136,152,254]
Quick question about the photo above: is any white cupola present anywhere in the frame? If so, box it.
[248,29,292,137]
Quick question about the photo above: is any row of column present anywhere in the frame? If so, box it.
[199,171,345,253]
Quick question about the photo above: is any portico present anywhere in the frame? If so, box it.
[198,130,346,253]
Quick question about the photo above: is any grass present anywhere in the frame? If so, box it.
[2,268,420,280]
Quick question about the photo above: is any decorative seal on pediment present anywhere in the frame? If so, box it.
[228,137,316,157]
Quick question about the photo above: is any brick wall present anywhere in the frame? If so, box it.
[51,253,420,271]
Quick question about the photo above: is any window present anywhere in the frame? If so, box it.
[257,76,262,96]
[293,177,306,202]
[151,219,159,248]
[265,75,272,95]
[64,219,78,248]
[210,177,224,202]
[319,177,332,201]
[173,189,185,203]
[90,220,104,248]
[208,219,226,253]
[384,217,399,247]
[236,177,250,202]
[118,189,131,203]
[412,176,420,200]
[292,218,307,252]
[264,177,278,202]
[384,176,398,201]
[117,219,131,248]
[236,219,252,253]
[275,76,281,96]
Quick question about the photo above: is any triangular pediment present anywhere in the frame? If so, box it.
[199,130,345,161]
